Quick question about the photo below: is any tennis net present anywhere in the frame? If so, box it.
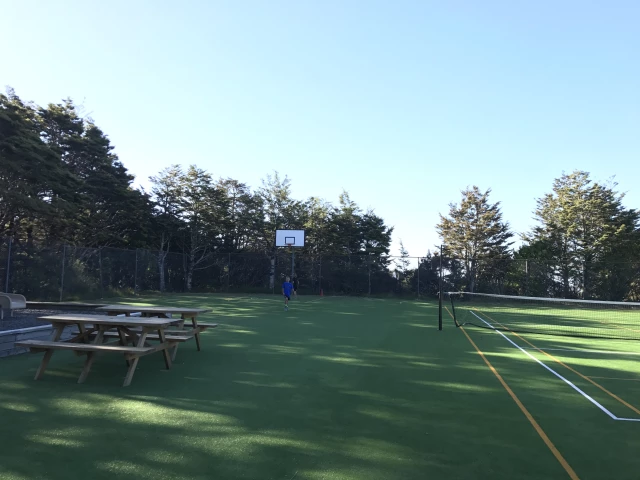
[447,292,640,340]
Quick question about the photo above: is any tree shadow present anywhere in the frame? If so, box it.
[1,297,639,479]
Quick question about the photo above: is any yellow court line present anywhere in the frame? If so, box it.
[445,307,580,480]
[588,376,640,382]
[594,319,640,334]
[478,311,640,418]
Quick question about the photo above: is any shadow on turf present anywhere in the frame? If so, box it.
[455,305,640,342]
[0,299,603,480]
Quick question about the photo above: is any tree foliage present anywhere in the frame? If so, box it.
[524,171,640,299]
[1,89,396,297]
[4,89,640,301]
[437,186,513,292]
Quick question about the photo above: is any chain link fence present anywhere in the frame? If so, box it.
[0,238,439,301]
[442,257,640,302]
[3,237,637,302]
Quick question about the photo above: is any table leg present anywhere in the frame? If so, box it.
[157,328,172,370]
[78,323,88,343]
[67,324,96,344]
[117,327,131,366]
[123,329,149,387]
[192,315,202,351]
[171,316,187,360]
[78,325,106,384]
[34,323,65,380]
[117,327,129,346]
[171,344,179,362]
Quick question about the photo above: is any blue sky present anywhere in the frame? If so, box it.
[2,0,639,261]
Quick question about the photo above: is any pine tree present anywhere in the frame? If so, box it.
[0,89,79,241]
[436,186,513,292]
[526,171,640,299]
[257,171,300,288]
[397,240,411,289]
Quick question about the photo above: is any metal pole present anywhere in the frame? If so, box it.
[291,248,295,278]
[417,256,420,297]
[59,245,66,302]
[227,252,231,292]
[438,245,443,331]
[5,236,12,292]
[319,255,322,295]
[368,256,371,296]
[134,248,139,294]
[99,247,104,299]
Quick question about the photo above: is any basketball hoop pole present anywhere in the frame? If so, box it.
[290,245,295,278]
[276,230,305,279]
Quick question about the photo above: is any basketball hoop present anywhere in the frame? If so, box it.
[276,230,305,279]
[275,230,305,248]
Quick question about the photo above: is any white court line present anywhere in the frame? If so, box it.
[470,311,640,423]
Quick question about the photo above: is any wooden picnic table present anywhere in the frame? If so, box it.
[96,305,209,319]
[16,314,179,387]
[96,305,212,353]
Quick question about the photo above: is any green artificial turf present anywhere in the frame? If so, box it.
[1,294,640,479]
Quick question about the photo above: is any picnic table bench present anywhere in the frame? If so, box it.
[16,314,179,387]
[96,305,214,356]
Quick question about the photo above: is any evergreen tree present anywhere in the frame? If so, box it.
[180,165,228,291]
[436,186,513,292]
[526,171,640,299]
[257,171,300,288]
[149,165,185,291]
[397,240,410,279]
[0,89,79,241]
[39,99,151,247]
[218,178,262,251]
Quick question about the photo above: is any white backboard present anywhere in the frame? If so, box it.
[275,229,305,247]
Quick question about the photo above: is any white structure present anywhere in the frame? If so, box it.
[0,293,27,320]
[275,230,305,247]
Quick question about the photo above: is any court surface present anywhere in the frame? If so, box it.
[1,294,639,479]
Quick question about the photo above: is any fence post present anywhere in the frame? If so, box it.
[417,257,420,297]
[227,253,231,292]
[134,248,139,294]
[59,245,67,302]
[319,255,322,295]
[4,236,12,293]
[183,251,187,292]
[99,247,104,299]
[438,245,443,331]
[367,256,371,296]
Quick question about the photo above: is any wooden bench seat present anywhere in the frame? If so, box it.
[16,339,155,354]
[72,331,192,343]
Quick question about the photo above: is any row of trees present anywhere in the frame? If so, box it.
[1,89,394,297]
[433,172,640,300]
[3,88,639,300]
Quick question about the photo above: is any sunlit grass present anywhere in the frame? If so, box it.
[1,294,640,479]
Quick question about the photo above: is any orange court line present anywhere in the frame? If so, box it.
[478,311,640,418]
[588,376,640,382]
[445,307,580,480]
